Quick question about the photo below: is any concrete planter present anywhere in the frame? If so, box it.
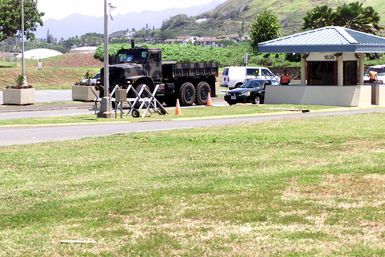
[2,87,35,105]
[72,85,98,102]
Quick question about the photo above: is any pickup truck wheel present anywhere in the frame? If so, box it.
[195,81,210,105]
[179,82,196,106]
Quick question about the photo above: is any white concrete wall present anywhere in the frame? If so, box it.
[265,85,372,107]
[370,85,385,106]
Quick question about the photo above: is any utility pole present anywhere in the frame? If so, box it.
[98,0,113,118]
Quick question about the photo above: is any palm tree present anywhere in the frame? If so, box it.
[302,5,335,30]
[334,2,381,34]
[302,2,382,35]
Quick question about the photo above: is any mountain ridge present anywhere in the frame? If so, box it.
[161,0,385,38]
[35,0,225,39]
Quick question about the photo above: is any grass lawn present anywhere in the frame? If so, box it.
[0,113,384,256]
[0,104,337,126]
[0,54,101,90]
[0,67,100,90]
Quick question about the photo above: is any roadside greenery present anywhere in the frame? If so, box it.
[249,9,281,51]
[94,42,385,68]
[0,113,384,255]
[303,1,382,34]
[0,0,44,42]
[94,43,303,67]
[0,104,337,127]
[0,66,99,90]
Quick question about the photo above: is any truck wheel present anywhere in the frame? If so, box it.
[195,81,210,105]
[179,82,196,106]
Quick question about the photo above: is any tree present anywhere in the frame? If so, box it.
[302,5,335,30]
[0,0,44,42]
[46,29,54,43]
[249,9,281,52]
[334,2,381,34]
[303,2,382,34]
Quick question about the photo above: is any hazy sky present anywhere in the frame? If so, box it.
[37,0,223,20]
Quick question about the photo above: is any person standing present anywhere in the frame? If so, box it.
[280,69,291,85]
[369,70,378,84]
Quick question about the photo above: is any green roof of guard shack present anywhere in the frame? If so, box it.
[258,26,385,53]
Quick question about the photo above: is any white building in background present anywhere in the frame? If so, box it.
[16,48,63,60]
[69,46,97,54]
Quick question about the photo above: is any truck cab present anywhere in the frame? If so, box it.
[101,47,162,94]
[113,48,162,82]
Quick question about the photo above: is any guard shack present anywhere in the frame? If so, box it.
[258,26,385,106]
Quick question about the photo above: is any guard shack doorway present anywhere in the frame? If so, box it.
[344,61,358,85]
[307,61,337,85]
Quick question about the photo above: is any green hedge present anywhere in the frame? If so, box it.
[95,43,254,67]
[94,43,302,67]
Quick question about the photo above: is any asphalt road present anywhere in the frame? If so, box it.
[1,107,384,146]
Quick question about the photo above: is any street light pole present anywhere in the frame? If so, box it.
[98,0,113,118]
[103,0,109,99]
[21,0,27,86]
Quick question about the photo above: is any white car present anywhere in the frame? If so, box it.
[363,65,385,84]
[221,66,279,89]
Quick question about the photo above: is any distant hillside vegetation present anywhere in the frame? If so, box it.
[161,0,385,38]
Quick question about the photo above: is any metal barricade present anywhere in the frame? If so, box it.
[93,84,168,118]
[125,84,167,118]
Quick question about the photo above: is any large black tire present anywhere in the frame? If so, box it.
[133,83,153,98]
[179,82,196,106]
[195,81,211,105]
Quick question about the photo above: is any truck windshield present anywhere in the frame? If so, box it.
[116,49,148,64]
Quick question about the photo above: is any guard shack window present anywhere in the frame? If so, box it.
[308,61,337,85]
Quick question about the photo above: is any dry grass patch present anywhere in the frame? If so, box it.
[279,173,385,254]
[283,173,385,207]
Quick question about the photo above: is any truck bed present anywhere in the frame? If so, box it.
[162,62,219,78]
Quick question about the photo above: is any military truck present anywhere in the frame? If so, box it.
[100,45,218,106]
